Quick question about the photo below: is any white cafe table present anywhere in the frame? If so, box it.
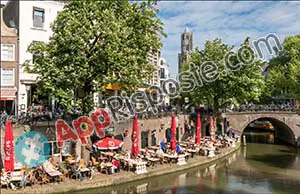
[11,171,23,182]
[177,154,187,165]
[146,157,160,167]
[48,171,63,177]
[207,147,216,158]
[80,167,90,173]
[149,146,160,150]
[133,161,147,174]
[102,152,114,157]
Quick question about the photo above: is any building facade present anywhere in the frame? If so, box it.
[147,49,161,86]
[3,0,65,114]
[1,5,18,115]
[158,57,170,105]
[178,28,193,73]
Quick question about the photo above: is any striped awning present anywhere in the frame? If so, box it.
[0,90,16,100]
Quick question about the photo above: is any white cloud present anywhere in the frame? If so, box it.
[157,1,300,77]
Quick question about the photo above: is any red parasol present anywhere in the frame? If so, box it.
[131,115,139,158]
[4,120,14,172]
[93,137,123,150]
[171,113,177,151]
[210,116,215,140]
[195,114,201,144]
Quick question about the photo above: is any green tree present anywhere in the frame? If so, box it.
[180,38,265,115]
[265,35,300,101]
[24,0,165,115]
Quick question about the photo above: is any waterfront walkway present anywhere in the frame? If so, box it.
[2,144,240,194]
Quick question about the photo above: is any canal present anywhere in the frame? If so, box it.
[71,144,300,194]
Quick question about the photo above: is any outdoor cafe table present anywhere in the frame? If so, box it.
[120,158,147,174]
[101,152,114,157]
[200,147,210,156]
[163,154,178,163]
[148,146,160,150]
[10,172,23,182]
[80,167,90,177]
[102,162,113,174]
[214,142,223,148]
[146,157,160,167]
[140,149,155,155]
[132,161,147,174]
[98,156,108,162]
[201,146,216,157]
[187,149,197,157]
[179,142,187,147]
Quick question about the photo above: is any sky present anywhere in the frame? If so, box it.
[157,1,300,78]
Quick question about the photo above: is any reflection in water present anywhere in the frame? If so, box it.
[69,144,300,194]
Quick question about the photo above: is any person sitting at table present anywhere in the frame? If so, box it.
[144,148,151,158]
[218,134,223,141]
[156,148,164,156]
[1,169,15,190]
[125,151,131,159]
[188,136,194,144]
[87,160,94,180]
[75,154,80,163]
[71,163,83,181]
[49,157,59,170]
[160,139,167,153]
[100,161,106,172]
[176,143,181,153]
[171,150,178,157]
[111,159,120,173]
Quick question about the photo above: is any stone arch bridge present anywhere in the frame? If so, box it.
[224,112,300,147]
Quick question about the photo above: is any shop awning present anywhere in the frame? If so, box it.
[0,90,16,100]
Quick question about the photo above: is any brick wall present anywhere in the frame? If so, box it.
[113,115,187,150]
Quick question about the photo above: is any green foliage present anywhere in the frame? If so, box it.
[181,38,265,113]
[265,35,300,100]
[24,0,165,114]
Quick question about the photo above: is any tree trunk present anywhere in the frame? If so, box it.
[82,80,94,116]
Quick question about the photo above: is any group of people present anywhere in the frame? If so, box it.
[0,109,8,127]
[18,106,53,124]
[233,103,299,112]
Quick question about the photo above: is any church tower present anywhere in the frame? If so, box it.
[178,27,193,73]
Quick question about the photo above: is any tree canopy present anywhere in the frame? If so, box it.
[180,38,265,113]
[25,0,165,114]
[265,35,300,101]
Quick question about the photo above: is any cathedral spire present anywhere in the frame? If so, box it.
[184,27,191,33]
[178,27,193,73]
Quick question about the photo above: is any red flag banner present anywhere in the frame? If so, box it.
[131,116,139,158]
[4,120,14,172]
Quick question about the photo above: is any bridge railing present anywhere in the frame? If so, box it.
[226,105,300,114]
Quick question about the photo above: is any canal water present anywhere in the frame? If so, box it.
[73,144,300,194]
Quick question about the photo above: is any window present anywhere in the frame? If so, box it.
[141,131,149,149]
[44,141,60,157]
[160,68,165,79]
[0,68,15,86]
[1,44,15,61]
[32,41,43,64]
[33,7,45,28]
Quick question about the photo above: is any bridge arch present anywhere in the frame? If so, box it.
[224,112,300,146]
[241,117,296,144]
